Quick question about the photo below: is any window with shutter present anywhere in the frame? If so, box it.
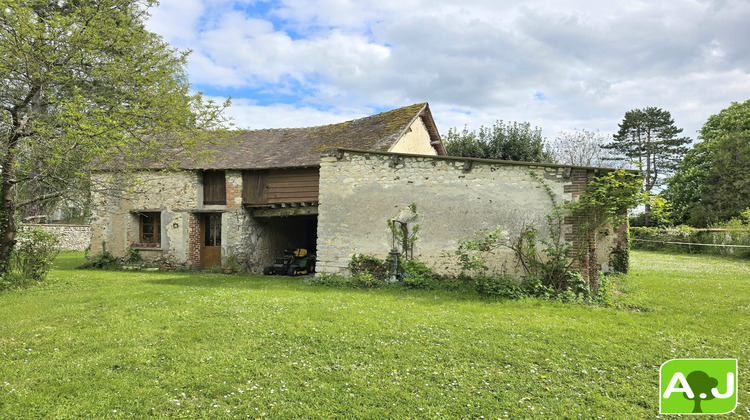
[203,171,226,205]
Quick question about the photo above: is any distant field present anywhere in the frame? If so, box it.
[0,251,748,418]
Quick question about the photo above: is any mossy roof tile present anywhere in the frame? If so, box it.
[164,103,441,170]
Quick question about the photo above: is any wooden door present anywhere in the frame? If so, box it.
[200,213,222,269]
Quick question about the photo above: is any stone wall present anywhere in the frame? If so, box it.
[88,170,306,273]
[90,171,200,264]
[316,150,616,277]
[19,224,91,251]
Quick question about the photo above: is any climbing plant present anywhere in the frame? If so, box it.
[566,169,644,292]
[388,203,420,260]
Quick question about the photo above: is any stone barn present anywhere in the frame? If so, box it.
[89,103,626,275]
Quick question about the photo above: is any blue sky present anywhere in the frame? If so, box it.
[146,0,750,142]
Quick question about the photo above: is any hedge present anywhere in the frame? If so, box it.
[630,226,750,258]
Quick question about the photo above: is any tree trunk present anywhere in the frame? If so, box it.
[0,126,23,276]
[644,201,651,227]
[586,232,599,294]
[0,151,18,276]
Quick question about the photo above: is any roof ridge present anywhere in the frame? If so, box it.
[126,103,437,170]
[236,103,429,133]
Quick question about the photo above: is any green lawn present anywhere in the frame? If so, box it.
[0,251,748,418]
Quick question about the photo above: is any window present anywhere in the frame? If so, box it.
[203,171,226,205]
[204,213,221,247]
[139,212,161,245]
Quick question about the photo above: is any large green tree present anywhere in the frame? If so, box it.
[444,121,553,163]
[665,99,750,226]
[0,0,230,275]
[602,107,690,226]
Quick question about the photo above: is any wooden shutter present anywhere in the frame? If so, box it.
[203,171,226,205]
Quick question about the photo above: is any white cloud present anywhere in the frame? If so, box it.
[216,97,373,129]
[148,0,750,142]
[144,0,205,43]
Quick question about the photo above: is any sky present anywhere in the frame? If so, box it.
[145,0,750,143]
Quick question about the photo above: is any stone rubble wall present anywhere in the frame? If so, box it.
[316,150,614,277]
[19,224,91,251]
[89,171,200,265]
[88,170,302,272]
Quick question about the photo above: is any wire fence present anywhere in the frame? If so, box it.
[631,239,750,249]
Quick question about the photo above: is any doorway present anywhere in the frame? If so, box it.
[200,213,222,269]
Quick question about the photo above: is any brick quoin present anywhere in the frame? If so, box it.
[563,168,592,270]
[187,213,201,269]
[226,179,242,210]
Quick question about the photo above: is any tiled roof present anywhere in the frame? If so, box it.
[163,103,443,170]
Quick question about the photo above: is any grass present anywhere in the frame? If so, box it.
[0,250,748,418]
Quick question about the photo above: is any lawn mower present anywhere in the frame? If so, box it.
[263,248,316,276]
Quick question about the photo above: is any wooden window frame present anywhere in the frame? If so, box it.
[203,213,222,247]
[138,212,161,246]
[203,171,226,205]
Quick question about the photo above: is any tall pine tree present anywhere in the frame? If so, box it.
[602,107,690,226]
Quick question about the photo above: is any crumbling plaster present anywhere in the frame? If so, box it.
[316,151,616,277]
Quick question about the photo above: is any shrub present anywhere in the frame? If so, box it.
[0,272,28,291]
[352,272,386,288]
[126,248,143,263]
[349,254,390,281]
[553,271,613,304]
[630,225,750,258]
[11,227,60,284]
[521,275,554,299]
[564,271,590,296]
[400,259,439,289]
[448,226,506,277]
[79,250,119,269]
[474,275,526,299]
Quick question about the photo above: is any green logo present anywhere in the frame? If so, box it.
[660,359,738,415]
